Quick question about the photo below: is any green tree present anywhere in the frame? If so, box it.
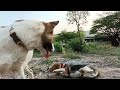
[90,11,120,46]
[98,11,119,18]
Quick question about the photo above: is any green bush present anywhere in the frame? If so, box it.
[67,38,87,53]
[54,30,77,43]
[54,30,85,43]
[85,42,98,53]
[54,42,62,52]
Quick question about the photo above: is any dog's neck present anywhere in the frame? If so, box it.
[10,32,26,47]
[9,28,27,50]
[8,21,45,51]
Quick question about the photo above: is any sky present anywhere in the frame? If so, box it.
[0,11,103,34]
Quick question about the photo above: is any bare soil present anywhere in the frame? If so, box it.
[0,54,120,79]
[28,54,120,79]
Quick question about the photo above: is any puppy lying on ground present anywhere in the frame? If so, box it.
[49,63,99,79]
[0,20,59,79]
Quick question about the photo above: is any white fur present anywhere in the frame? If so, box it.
[52,44,55,52]
[0,20,54,79]
[53,68,66,73]
[79,66,94,72]
[23,50,34,79]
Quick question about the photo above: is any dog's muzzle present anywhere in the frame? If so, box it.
[42,42,54,59]
[43,42,53,52]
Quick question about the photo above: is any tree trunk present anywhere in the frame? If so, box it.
[77,24,80,33]
[77,24,80,36]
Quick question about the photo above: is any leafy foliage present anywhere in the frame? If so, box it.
[67,38,86,52]
[54,30,85,43]
[54,31,86,52]
[54,30,77,43]
[98,11,119,18]
[90,11,120,46]
[54,42,62,52]
[90,11,120,35]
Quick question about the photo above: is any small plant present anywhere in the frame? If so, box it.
[41,57,55,66]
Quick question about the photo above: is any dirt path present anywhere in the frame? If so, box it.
[28,54,120,79]
[0,54,120,79]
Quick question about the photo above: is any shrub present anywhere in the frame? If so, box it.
[54,31,87,53]
[54,30,85,43]
[54,30,77,43]
[85,42,98,53]
[54,42,62,52]
[67,38,87,53]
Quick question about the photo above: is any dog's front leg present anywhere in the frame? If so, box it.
[20,66,26,79]
[25,65,34,79]
[13,66,26,79]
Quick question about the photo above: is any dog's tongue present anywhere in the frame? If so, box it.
[44,51,50,59]
[44,54,50,59]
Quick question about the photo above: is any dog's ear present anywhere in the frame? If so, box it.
[43,21,59,29]
[49,21,59,26]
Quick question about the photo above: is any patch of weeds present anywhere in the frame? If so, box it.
[63,49,80,59]
[86,42,120,56]
[33,50,42,58]
[41,58,55,66]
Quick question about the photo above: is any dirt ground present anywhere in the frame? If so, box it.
[28,54,120,79]
[0,54,120,79]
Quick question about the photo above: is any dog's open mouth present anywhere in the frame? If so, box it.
[42,42,53,59]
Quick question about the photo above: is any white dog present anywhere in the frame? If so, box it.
[0,20,59,79]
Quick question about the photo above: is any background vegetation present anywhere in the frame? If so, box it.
[34,11,120,59]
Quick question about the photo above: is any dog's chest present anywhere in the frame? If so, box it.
[0,51,27,74]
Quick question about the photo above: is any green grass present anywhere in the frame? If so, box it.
[63,53,80,59]
[85,42,120,56]
[33,50,42,58]
[41,57,55,66]
[62,49,80,59]
[33,42,120,67]
[33,42,120,59]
